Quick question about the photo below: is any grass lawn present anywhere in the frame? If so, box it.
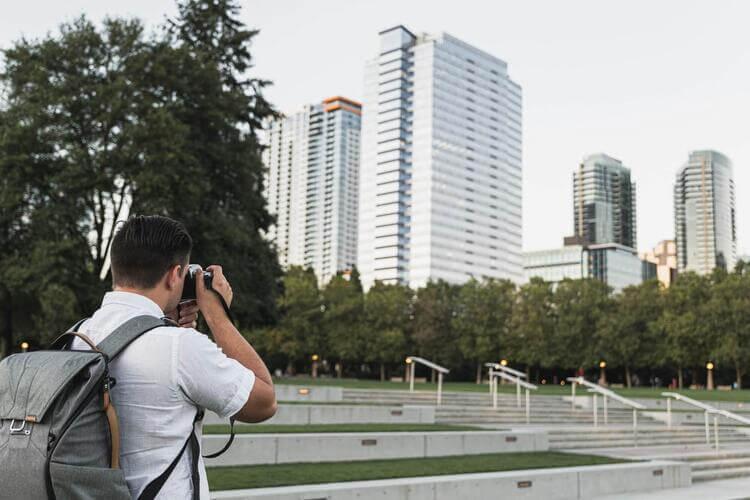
[203,423,482,434]
[207,451,626,490]
[274,376,750,403]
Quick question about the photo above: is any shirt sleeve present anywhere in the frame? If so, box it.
[175,329,255,418]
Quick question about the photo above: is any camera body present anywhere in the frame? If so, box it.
[181,264,213,301]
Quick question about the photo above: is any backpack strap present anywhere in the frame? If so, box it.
[96,315,170,360]
[138,410,202,500]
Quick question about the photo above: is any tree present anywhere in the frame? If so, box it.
[506,277,556,380]
[0,1,280,355]
[659,272,713,388]
[453,279,515,383]
[707,273,750,388]
[363,282,413,381]
[554,278,613,373]
[259,267,321,374]
[413,280,460,377]
[598,280,664,387]
[323,271,365,377]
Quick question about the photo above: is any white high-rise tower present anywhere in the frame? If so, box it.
[358,26,523,289]
[264,97,361,285]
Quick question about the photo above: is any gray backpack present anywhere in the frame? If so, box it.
[0,315,203,500]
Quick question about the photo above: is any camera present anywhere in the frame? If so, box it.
[181,264,213,301]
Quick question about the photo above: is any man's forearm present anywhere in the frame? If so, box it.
[205,312,273,386]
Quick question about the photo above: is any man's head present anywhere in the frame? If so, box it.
[110,215,193,312]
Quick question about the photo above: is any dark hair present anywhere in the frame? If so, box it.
[110,215,193,289]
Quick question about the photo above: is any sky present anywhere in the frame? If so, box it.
[2,0,749,254]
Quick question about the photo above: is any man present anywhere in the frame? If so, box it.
[71,215,277,498]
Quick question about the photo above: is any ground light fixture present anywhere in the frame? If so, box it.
[500,359,508,367]
[706,361,715,390]
[598,360,607,386]
[311,354,320,378]
[20,341,29,352]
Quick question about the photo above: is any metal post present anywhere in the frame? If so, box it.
[603,395,608,425]
[516,381,521,408]
[488,367,494,396]
[493,375,498,409]
[525,388,530,424]
[714,415,719,452]
[410,362,415,393]
[633,409,638,447]
[704,411,710,444]
[571,381,576,412]
[593,393,598,427]
[437,372,443,406]
[666,398,672,429]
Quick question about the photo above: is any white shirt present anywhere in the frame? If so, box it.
[71,291,255,499]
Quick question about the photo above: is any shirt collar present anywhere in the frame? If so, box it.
[101,291,165,318]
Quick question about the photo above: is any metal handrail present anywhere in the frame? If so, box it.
[567,377,644,437]
[484,362,527,379]
[568,377,646,410]
[490,371,536,423]
[405,356,449,405]
[662,392,750,450]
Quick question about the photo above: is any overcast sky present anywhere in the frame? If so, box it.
[3,0,749,254]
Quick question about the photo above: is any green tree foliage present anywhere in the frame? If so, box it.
[323,271,365,377]
[659,272,713,388]
[707,272,750,388]
[363,282,413,381]
[0,1,279,356]
[553,279,614,372]
[597,280,664,387]
[412,281,460,374]
[506,278,556,380]
[453,279,515,383]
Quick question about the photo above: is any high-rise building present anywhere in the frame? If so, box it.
[573,154,637,249]
[674,150,736,274]
[263,96,361,285]
[358,26,523,290]
[640,240,677,287]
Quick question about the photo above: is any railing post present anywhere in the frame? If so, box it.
[603,395,608,425]
[633,409,638,447]
[704,411,710,444]
[666,398,671,428]
[593,393,598,427]
[571,381,576,412]
[410,362,415,393]
[516,381,521,408]
[493,375,498,409]
[525,388,530,424]
[437,372,443,406]
[488,367,494,397]
[714,415,719,452]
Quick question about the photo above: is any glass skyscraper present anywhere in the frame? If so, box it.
[573,153,636,249]
[674,150,736,274]
[263,97,361,285]
[358,26,523,289]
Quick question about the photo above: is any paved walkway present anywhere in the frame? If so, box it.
[599,475,750,499]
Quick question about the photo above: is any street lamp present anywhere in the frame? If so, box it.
[598,361,607,386]
[311,354,320,378]
[500,359,508,367]
[706,362,715,390]
[20,342,29,353]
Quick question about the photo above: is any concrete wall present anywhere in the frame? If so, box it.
[273,385,343,402]
[204,405,435,426]
[204,430,548,467]
[211,460,690,499]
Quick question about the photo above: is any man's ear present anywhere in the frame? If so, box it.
[166,264,182,291]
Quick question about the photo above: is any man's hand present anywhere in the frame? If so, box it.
[165,299,199,329]
[197,265,233,323]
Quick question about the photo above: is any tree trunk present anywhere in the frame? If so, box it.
[691,368,698,387]
[535,367,540,384]
[431,369,436,384]
[0,289,12,358]
[678,367,683,389]
[285,360,294,376]
[526,366,531,381]
[625,366,632,388]
[736,364,743,390]
[380,362,386,382]
[475,362,482,384]
[335,362,343,378]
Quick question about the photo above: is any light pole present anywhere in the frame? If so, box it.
[499,359,508,386]
[406,357,414,392]
[706,362,715,390]
[311,354,319,378]
[599,361,607,386]
[20,342,29,353]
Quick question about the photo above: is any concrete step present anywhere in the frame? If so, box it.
[691,457,750,471]
[550,437,748,450]
[692,465,750,482]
